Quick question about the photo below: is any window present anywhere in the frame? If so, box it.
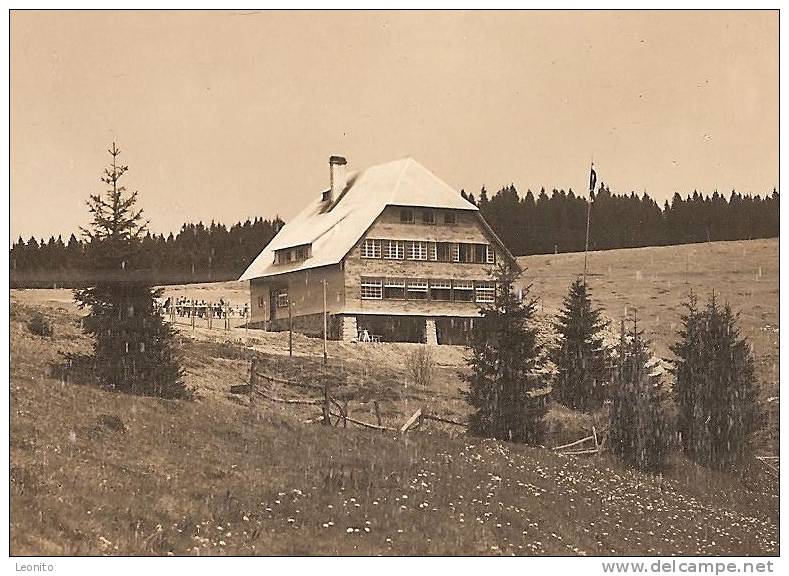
[436,242,451,262]
[361,278,383,299]
[450,243,460,262]
[474,244,487,263]
[430,279,452,301]
[400,208,414,223]
[384,240,405,259]
[421,210,435,224]
[275,244,310,264]
[458,243,473,263]
[406,279,428,300]
[384,278,405,299]
[276,290,289,308]
[453,280,474,302]
[444,211,457,225]
[428,242,437,261]
[361,239,382,258]
[406,241,428,260]
[486,245,495,264]
[475,281,495,303]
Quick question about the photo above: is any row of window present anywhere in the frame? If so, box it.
[360,239,495,264]
[399,208,457,225]
[360,277,495,303]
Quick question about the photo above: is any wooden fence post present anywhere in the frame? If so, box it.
[249,359,257,407]
[374,400,382,427]
[288,300,293,357]
[322,379,331,426]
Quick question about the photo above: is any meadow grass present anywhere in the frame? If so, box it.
[10,300,778,556]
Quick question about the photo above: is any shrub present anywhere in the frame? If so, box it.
[406,345,434,388]
[27,313,53,338]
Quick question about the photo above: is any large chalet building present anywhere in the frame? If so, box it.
[240,156,513,344]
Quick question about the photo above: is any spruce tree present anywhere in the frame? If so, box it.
[552,277,610,411]
[670,293,758,468]
[74,143,187,399]
[669,291,703,452]
[464,261,549,444]
[608,313,669,471]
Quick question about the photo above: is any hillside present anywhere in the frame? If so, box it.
[10,295,779,556]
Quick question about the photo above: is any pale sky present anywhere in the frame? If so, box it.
[10,10,778,243]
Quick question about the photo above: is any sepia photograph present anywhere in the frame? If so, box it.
[6,6,781,567]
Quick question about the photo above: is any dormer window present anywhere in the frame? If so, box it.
[275,243,311,265]
[399,208,414,223]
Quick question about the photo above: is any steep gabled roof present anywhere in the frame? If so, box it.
[239,157,482,281]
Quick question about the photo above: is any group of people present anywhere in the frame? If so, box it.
[162,296,249,319]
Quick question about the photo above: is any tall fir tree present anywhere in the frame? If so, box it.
[464,261,550,444]
[670,293,759,468]
[552,277,611,412]
[669,291,703,453]
[608,313,669,471]
[74,143,187,399]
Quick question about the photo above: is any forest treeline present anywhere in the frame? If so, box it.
[10,217,283,288]
[10,183,779,288]
[463,183,779,256]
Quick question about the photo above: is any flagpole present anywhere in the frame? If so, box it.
[583,161,595,287]
[583,197,591,285]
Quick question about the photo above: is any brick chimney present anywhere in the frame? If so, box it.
[327,155,347,203]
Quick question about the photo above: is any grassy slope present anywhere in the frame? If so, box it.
[10,303,778,556]
[519,239,778,391]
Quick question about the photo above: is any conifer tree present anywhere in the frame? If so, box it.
[608,313,669,471]
[74,143,187,398]
[669,291,703,452]
[464,261,549,444]
[552,277,610,411]
[670,293,758,468]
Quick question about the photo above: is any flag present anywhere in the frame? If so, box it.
[589,163,597,193]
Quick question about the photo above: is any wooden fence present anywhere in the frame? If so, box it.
[232,360,467,433]
[552,425,605,456]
